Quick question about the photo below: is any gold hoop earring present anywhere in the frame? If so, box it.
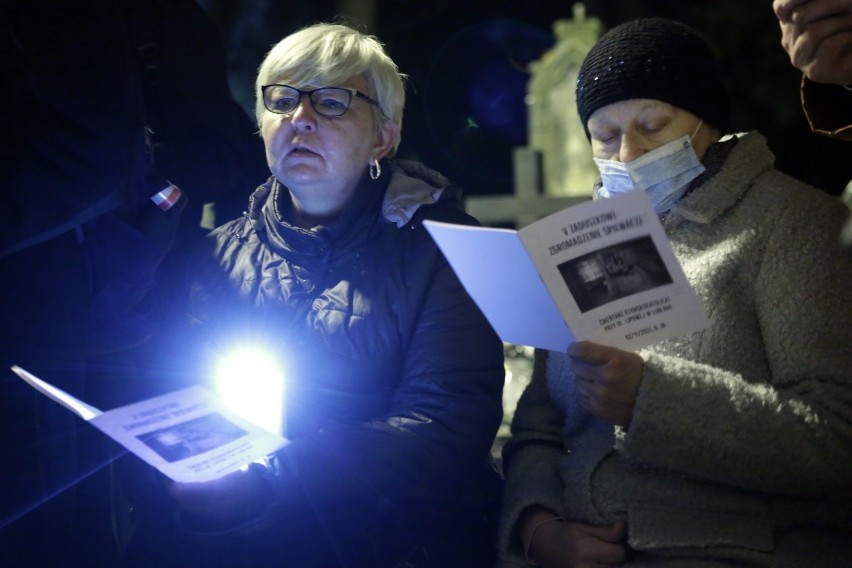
[369,159,381,180]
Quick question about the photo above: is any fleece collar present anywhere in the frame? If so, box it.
[668,131,775,226]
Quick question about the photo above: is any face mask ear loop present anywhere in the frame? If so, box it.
[690,120,704,142]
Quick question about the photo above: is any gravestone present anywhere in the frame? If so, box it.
[465,3,601,228]
[529,3,601,199]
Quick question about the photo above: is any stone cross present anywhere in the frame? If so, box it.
[465,3,601,228]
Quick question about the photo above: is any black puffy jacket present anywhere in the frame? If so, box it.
[183,159,505,566]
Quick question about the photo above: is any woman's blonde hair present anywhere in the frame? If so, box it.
[255,23,406,154]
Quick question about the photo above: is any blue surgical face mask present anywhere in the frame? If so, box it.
[593,122,706,214]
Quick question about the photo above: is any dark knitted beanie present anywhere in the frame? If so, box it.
[576,18,731,137]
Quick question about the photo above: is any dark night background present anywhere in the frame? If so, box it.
[198,0,850,201]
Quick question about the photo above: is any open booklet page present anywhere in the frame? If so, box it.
[12,365,288,483]
[423,221,572,350]
[424,190,708,352]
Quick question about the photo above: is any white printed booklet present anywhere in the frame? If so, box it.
[425,190,708,352]
[12,366,288,483]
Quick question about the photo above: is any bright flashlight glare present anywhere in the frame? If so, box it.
[214,347,285,436]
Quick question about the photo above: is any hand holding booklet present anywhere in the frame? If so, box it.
[425,191,708,352]
[11,366,288,483]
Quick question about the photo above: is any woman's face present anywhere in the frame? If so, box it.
[260,74,397,226]
[587,99,720,163]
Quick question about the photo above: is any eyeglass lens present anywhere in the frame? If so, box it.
[264,86,352,117]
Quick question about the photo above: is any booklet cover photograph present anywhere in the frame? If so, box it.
[558,235,674,313]
[138,413,249,463]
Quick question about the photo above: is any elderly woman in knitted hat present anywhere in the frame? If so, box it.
[498,17,852,568]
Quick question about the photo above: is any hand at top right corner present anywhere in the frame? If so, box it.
[773,0,852,84]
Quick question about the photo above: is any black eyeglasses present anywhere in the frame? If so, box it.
[261,84,382,118]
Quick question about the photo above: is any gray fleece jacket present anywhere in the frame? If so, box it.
[499,131,852,567]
